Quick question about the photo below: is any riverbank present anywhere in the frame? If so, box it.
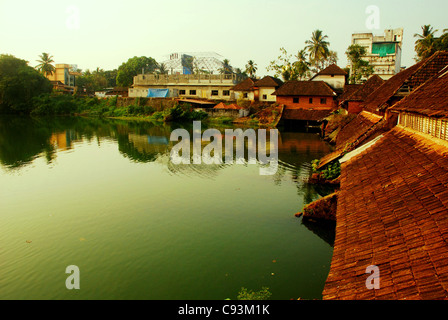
[16,94,283,127]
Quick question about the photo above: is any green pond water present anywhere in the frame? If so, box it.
[0,116,335,300]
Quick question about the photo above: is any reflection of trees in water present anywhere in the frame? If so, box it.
[0,117,336,193]
[0,116,55,168]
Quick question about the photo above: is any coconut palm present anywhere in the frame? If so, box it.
[305,30,330,72]
[157,62,168,74]
[414,25,438,61]
[36,52,55,77]
[219,59,233,75]
[245,60,257,78]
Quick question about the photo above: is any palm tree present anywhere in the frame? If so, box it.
[414,25,438,61]
[36,52,55,77]
[245,60,257,78]
[219,59,233,75]
[157,62,168,75]
[305,30,330,72]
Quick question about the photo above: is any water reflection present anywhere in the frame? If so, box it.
[0,116,334,194]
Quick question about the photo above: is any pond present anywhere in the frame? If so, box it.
[0,116,335,300]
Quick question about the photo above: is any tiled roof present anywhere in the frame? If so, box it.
[338,84,362,103]
[390,67,448,118]
[273,80,336,97]
[282,108,332,121]
[346,75,385,102]
[317,111,384,170]
[253,76,283,88]
[231,77,256,91]
[213,102,243,110]
[361,62,424,114]
[323,126,448,300]
[335,111,384,150]
[361,51,448,115]
[312,64,348,78]
[407,51,448,90]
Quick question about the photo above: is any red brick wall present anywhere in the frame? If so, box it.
[276,96,336,109]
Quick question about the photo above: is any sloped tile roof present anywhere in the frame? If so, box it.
[361,51,448,115]
[338,84,362,103]
[231,77,256,91]
[312,64,348,78]
[347,75,385,102]
[316,111,384,170]
[335,111,384,150]
[323,126,448,300]
[390,67,448,118]
[273,80,336,97]
[213,102,243,110]
[253,76,283,88]
[282,108,332,121]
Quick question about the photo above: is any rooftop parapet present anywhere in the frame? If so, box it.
[133,73,241,86]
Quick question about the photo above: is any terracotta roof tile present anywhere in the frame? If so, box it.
[346,75,385,102]
[253,76,283,88]
[312,64,348,78]
[282,108,332,121]
[361,51,448,115]
[323,126,448,300]
[231,77,256,91]
[390,68,448,118]
[273,80,336,97]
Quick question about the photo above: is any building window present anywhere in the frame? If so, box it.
[223,90,230,96]
[293,97,299,103]
[179,89,186,95]
[309,98,313,104]
[320,98,327,104]
[189,90,197,95]
[262,94,267,100]
[243,93,248,98]
[211,90,219,96]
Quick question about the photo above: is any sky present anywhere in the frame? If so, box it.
[1,0,447,76]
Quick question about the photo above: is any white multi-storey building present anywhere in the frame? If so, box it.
[350,28,404,80]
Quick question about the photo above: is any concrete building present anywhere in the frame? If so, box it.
[128,73,241,101]
[350,28,403,80]
[46,64,80,94]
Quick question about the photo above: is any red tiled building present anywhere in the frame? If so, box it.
[322,65,448,300]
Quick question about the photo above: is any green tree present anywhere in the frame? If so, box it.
[267,47,297,81]
[219,59,233,75]
[305,29,330,72]
[245,60,257,78]
[293,49,311,80]
[346,44,374,84]
[157,62,168,75]
[414,24,439,61]
[0,54,53,113]
[35,52,55,77]
[116,56,158,87]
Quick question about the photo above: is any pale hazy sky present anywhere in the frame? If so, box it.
[1,0,447,75]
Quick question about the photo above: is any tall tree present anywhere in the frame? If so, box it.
[293,49,311,80]
[36,52,56,77]
[0,54,52,113]
[116,56,158,87]
[157,62,168,75]
[267,48,296,81]
[414,25,438,61]
[305,30,330,72]
[346,44,374,84]
[245,60,257,78]
[219,59,233,75]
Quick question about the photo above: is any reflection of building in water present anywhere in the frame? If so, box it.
[278,132,332,154]
[127,133,170,155]
[49,131,75,151]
